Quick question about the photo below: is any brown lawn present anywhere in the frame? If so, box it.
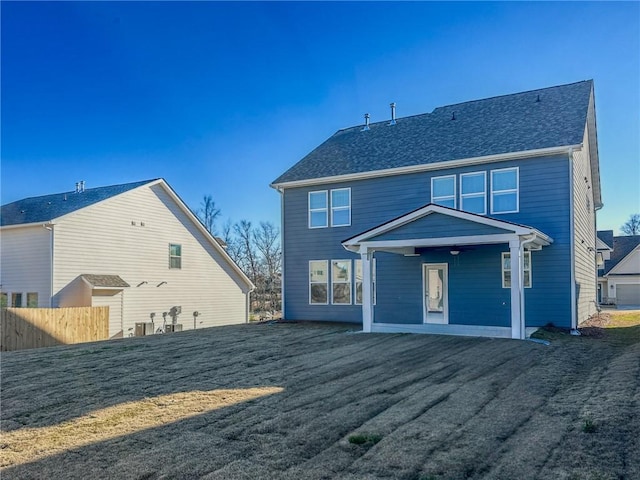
[1,313,639,480]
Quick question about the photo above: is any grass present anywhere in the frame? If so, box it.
[1,313,639,479]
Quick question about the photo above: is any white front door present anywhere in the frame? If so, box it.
[423,263,448,324]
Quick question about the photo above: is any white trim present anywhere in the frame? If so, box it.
[490,167,519,214]
[330,188,351,227]
[370,322,512,338]
[568,150,577,330]
[271,144,582,190]
[279,189,285,319]
[360,251,373,332]
[308,190,328,229]
[509,239,525,339]
[431,175,456,208]
[343,204,550,248]
[596,236,612,251]
[309,260,329,305]
[331,259,352,305]
[355,258,376,305]
[352,234,520,251]
[422,263,449,324]
[460,171,487,215]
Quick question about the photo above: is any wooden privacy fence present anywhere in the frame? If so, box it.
[1,307,109,352]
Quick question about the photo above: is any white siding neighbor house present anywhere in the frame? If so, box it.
[597,231,640,307]
[1,179,254,338]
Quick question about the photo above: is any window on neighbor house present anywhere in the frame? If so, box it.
[169,244,182,269]
[332,260,352,304]
[0,293,7,308]
[502,252,531,288]
[431,175,456,208]
[27,292,38,308]
[460,172,487,215]
[309,260,328,304]
[11,292,23,307]
[355,259,377,305]
[331,188,351,227]
[491,168,519,214]
[308,191,328,228]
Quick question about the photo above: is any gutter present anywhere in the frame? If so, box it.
[568,148,579,335]
[271,144,582,190]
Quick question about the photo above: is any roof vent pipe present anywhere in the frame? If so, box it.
[75,182,80,193]
[362,113,370,131]
[389,103,397,125]
[80,180,85,193]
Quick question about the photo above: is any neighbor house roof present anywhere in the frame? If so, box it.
[272,80,594,186]
[601,235,640,275]
[1,179,157,227]
[80,274,130,289]
[597,230,614,249]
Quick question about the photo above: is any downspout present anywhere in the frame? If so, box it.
[568,148,579,335]
[43,223,54,307]
[278,186,285,320]
[520,233,539,338]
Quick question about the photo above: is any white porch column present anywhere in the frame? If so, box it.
[509,239,525,339]
[360,248,373,333]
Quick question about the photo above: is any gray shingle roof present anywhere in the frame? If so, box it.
[602,235,640,275]
[81,274,130,288]
[597,230,614,249]
[273,80,593,185]
[1,179,158,227]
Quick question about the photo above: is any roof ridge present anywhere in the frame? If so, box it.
[433,80,593,112]
[3,178,160,205]
[335,80,593,133]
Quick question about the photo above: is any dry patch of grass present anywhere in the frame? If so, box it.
[1,387,282,469]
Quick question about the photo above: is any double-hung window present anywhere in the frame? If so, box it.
[491,168,519,214]
[502,251,531,288]
[431,175,456,208]
[169,244,182,269]
[460,172,486,214]
[331,189,351,227]
[331,260,351,304]
[355,259,376,305]
[309,191,328,228]
[309,260,329,304]
[27,292,38,308]
[11,292,22,307]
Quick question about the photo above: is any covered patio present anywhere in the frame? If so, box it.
[342,204,553,339]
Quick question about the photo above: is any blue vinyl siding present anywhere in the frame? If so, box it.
[282,154,573,328]
[369,213,508,242]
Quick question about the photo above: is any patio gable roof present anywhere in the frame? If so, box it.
[342,204,552,254]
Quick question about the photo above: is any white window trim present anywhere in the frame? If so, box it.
[502,251,532,288]
[431,175,456,208]
[169,243,182,269]
[491,167,519,214]
[331,259,352,305]
[460,171,487,215]
[330,188,351,227]
[309,260,329,305]
[355,258,376,305]
[308,190,329,229]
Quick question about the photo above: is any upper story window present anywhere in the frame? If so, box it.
[309,188,351,228]
[491,168,519,214]
[169,244,182,269]
[309,191,328,228]
[331,188,351,227]
[460,172,487,215]
[431,175,456,208]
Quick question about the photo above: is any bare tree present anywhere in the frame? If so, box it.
[254,222,282,314]
[621,213,640,236]
[197,195,221,235]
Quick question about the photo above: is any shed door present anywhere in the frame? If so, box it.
[423,264,448,324]
[617,284,640,306]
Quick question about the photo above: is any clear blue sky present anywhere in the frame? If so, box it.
[2,1,638,234]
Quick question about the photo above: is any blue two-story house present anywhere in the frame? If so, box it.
[271,80,601,339]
